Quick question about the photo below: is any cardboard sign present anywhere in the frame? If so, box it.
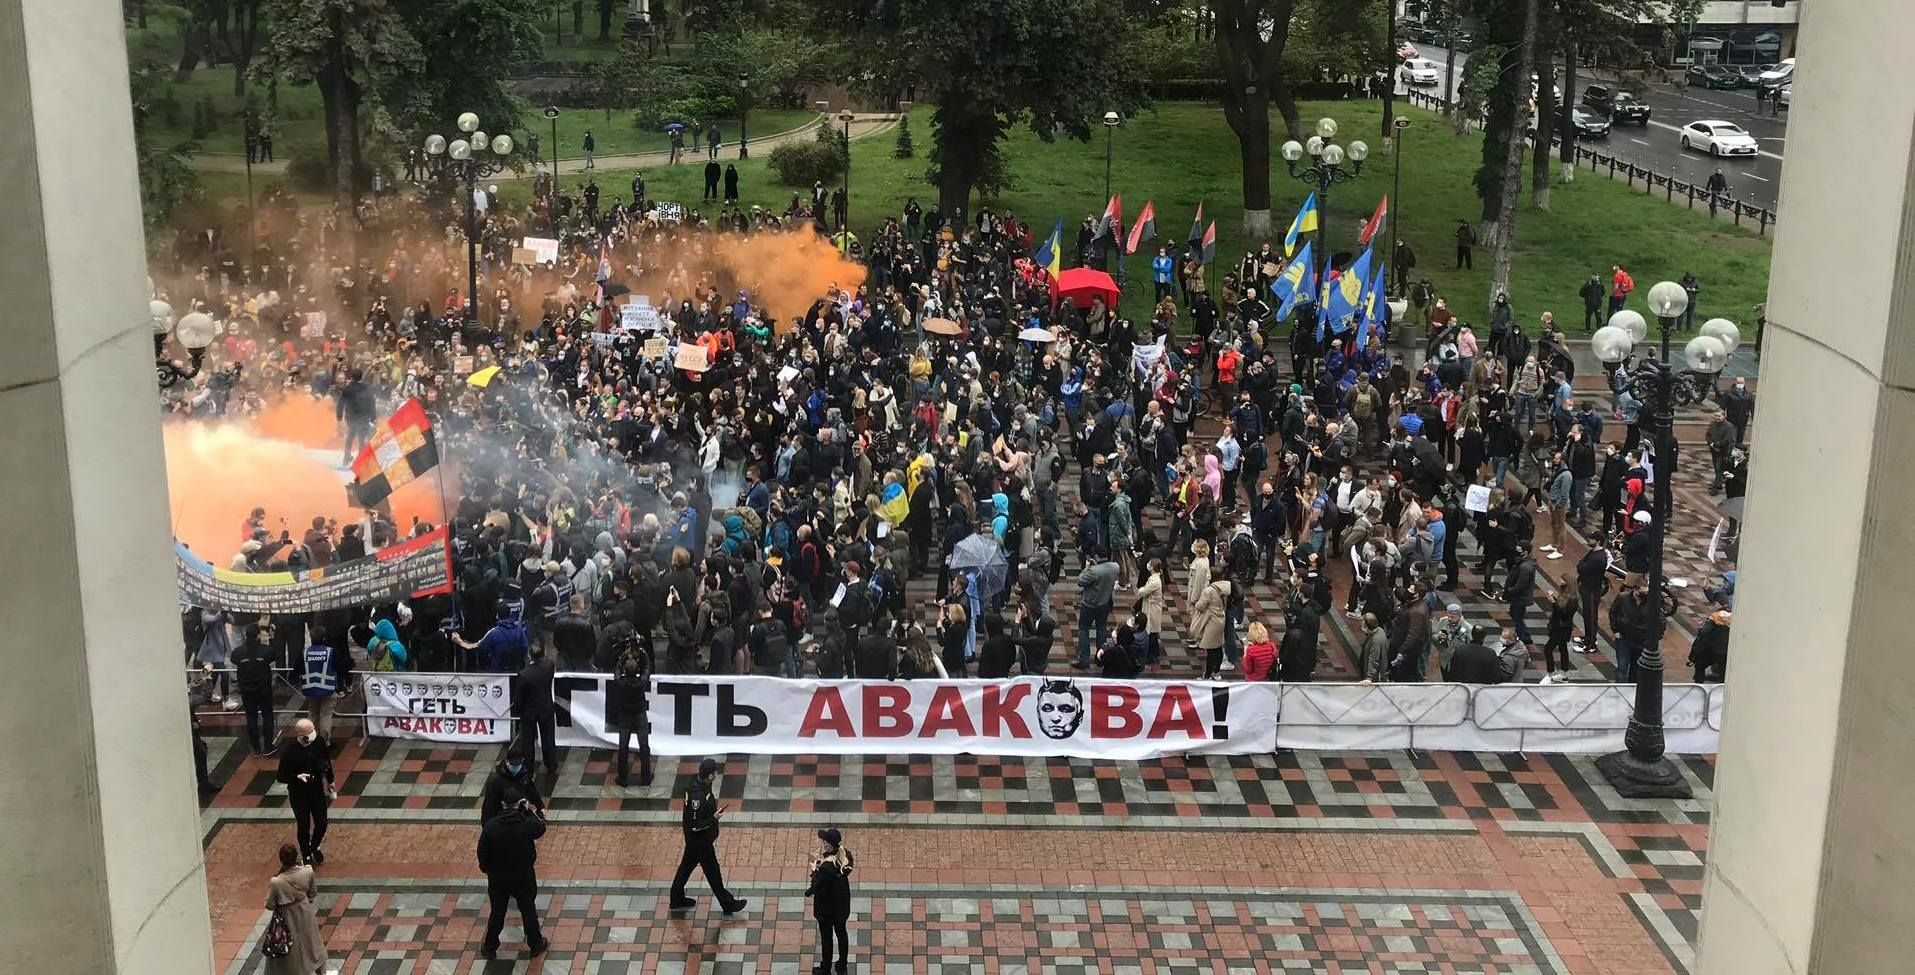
[521,236,560,264]
[511,247,539,266]
[453,355,474,375]
[674,344,710,373]
[642,337,669,359]
[301,311,327,338]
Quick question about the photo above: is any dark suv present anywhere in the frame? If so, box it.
[1581,84,1651,125]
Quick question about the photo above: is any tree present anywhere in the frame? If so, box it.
[1214,0,1298,240]
[384,0,545,143]
[257,0,422,247]
[1530,1,1556,211]
[231,0,264,98]
[1485,0,1536,311]
[833,0,1146,216]
[129,60,201,231]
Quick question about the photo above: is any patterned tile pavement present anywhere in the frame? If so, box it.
[201,737,1713,975]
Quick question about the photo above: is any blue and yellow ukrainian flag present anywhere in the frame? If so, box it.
[1283,192,1319,257]
[1270,241,1316,321]
[1034,219,1064,281]
[1356,261,1388,349]
[1323,246,1373,333]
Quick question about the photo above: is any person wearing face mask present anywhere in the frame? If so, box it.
[275,718,334,866]
[481,747,546,823]
[1720,377,1755,446]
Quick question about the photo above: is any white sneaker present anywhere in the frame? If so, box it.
[1219,661,1235,672]
[1541,544,1559,552]
[1547,552,1564,560]
[222,699,241,712]
[209,692,223,703]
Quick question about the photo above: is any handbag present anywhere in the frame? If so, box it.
[259,905,294,959]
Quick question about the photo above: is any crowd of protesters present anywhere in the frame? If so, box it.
[167,163,1746,754]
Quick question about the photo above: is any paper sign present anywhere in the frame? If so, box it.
[301,311,327,338]
[1464,484,1491,513]
[511,247,539,266]
[619,303,644,330]
[521,236,560,264]
[453,355,473,375]
[642,337,669,358]
[777,365,800,384]
[674,344,710,373]
[587,332,618,349]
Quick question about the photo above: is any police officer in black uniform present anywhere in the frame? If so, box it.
[477,786,548,959]
[669,758,748,915]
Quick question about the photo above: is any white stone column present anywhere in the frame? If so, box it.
[1696,0,1915,972]
[0,1,214,973]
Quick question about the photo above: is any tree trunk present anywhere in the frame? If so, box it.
[1382,0,1396,146]
[1559,43,1578,183]
[1442,17,1457,115]
[137,0,148,30]
[572,1,585,44]
[232,0,260,100]
[317,28,359,263]
[1215,0,1295,240]
[1530,37,1555,211]
[174,19,205,82]
[930,103,997,216]
[1488,0,1538,313]
[598,0,614,40]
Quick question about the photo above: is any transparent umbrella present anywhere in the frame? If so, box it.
[948,533,1009,605]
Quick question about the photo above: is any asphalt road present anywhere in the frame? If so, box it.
[1405,43,1788,211]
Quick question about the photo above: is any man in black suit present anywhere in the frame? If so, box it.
[514,645,560,782]
[478,787,548,959]
[1447,626,1505,683]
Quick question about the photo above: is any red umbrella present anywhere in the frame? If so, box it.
[1053,267,1121,310]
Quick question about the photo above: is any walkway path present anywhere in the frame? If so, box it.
[187,113,901,177]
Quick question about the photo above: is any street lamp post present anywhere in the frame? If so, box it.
[1389,116,1409,297]
[543,106,561,237]
[424,113,514,330]
[738,75,751,159]
[152,300,218,388]
[1281,116,1369,289]
[838,111,856,234]
[1588,295,1737,799]
[1102,110,1120,202]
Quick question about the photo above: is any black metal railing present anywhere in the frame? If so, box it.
[1400,88,1777,236]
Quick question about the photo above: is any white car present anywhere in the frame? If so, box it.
[1777,83,1791,108]
[1402,58,1442,86]
[1679,120,1759,157]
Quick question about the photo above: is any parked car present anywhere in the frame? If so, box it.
[1725,65,1765,88]
[1757,57,1795,90]
[1679,120,1759,157]
[1401,58,1442,86]
[1582,84,1651,125]
[1687,64,1740,89]
[1397,42,1419,60]
[1777,83,1791,109]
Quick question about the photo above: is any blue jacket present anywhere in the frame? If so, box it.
[1152,255,1175,284]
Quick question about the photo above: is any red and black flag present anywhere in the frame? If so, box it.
[350,398,439,507]
[1199,220,1218,265]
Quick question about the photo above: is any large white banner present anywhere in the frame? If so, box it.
[363,673,514,743]
[553,674,1280,759]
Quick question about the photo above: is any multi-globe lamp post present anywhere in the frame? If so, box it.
[150,299,218,388]
[1280,117,1368,285]
[423,113,514,329]
[1588,283,1741,798]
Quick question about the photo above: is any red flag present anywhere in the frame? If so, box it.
[1126,200,1157,255]
[1359,195,1389,247]
[1101,194,1124,243]
[1200,220,1218,264]
[350,398,440,507]
[1188,201,1205,246]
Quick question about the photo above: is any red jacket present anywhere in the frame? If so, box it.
[1242,640,1278,681]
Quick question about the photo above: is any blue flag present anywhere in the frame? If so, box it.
[1269,242,1316,321]
[1356,261,1388,349]
[1322,246,1374,334]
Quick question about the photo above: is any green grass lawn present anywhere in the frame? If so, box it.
[537,107,818,164]
[492,101,1770,332]
[197,98,1770,336]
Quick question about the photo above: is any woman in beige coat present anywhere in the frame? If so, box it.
[265,842,329,975]
[1135,557,1168,670]
[1188,567,1233,679]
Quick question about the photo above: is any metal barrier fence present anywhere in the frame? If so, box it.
[1400,88,1777,235]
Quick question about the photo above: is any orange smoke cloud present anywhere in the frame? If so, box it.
[709,231,868,324]
[163,399,443,562]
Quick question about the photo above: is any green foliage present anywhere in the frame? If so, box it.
[1283,0,1390,81]
[767,138,842,187]
[1124,26,1220,85]
[827,0,1147,209]
[283,143,334,193]
[381,0,546,141]
[892,114,915,158]
[128,59,201,230]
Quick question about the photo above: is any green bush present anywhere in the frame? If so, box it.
[767,139,843,187]
[893,115,915,158]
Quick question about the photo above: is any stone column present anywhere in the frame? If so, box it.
[1696,1,1915,972]
[0,1,215,972]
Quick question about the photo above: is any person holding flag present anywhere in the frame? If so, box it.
[1322,247,1374,336]
[1033,219,1064,284]
[1271,241,1317,322]
[1284,193,1319,258]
